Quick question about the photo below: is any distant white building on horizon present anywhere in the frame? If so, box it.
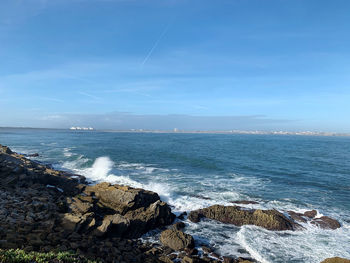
[70,127,94,130]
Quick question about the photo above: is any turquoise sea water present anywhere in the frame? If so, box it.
[1,128,349,262]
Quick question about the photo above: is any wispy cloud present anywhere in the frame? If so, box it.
[37,96,64,103]
[141,24,171,68]
[77,91,103,102]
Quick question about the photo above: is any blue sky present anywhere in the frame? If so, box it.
[0,0,349,131]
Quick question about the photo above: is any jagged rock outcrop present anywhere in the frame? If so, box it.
[321,257,350,263]
[0,144,85,195]
[286,210,341,230]
[189,205,300,231]
[189,205,341,232]
[0,145,176,262]
[67,182,176,238]
[160,229,195,251]
[311,216,341,230]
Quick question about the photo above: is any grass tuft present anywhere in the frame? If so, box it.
[0,249,100,263]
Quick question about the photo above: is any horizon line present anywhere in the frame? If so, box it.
[1,126,349,137]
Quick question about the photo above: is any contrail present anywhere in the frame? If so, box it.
[141,24,170,68]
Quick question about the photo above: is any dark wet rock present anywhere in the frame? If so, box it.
[182,255,204,263]
[123,200,176,238]
[223,256,234,263]
[159,255,174,263]
[191,194,212,200]
[178,211,187,220]
[160,229,195,251]
[173,221,186,230]
[0,145,13,154]
[201,246,212,254]
[67,197,93,214]
[28,153,40,157]
[303,210,317,218]
[320,257,350,263]
[230,200,259,205]
[184,247,198,256]
[287,211,307,223]
[189,205,300,231]
[311,216,341,230]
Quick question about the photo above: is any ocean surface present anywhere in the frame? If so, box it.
[1,128,349,263]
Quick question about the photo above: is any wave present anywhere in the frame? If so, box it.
[235,224,350,263]
[60,155,89,172]
[63,147,74,157]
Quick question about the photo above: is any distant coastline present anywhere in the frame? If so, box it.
[1,126,350,137]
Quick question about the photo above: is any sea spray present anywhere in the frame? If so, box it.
[89,156,114,181]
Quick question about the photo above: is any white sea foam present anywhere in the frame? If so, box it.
[117,162,169,174]
[63,147,73,157]
[60,155,89,172]
[235,223,350,263]
[90,156,114,180]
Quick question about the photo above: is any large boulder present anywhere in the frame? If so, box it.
[189,205,299,231]
[311,216,341,230]
[321,257,350,263]
[84,182,159,214]
[160,229,195,251]
[59,182,176,238]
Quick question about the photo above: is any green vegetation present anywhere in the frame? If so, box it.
[0,249,100,263]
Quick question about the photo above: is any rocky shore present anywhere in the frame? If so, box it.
[0,144,348,263]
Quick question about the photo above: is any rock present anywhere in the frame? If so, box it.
[84,182,160,214]
[60,213,81,232]
[159,255,174,263]
[160,229,195,251]
[184,247,198,256]
[178,212,187,220]
[28,153,39,157]
[55,182,175,238]
[123,200,175,238]
[182,256,202,263]
[191,195,212,200]
[320,257,350,263]
[188,211,202,223]
[172,222,186,230]
[311,216,341,230]
[304,210,317,218]
[0,145,13,154]
[189,205,299,231]
[223,257,234,263]
[95,214,130,237]
[201,246,212,254]
[287,211,307,223]
[68,197,93,214]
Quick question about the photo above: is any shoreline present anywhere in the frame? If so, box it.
[0,144,348,263]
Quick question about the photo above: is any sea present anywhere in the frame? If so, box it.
[0,127,349,263]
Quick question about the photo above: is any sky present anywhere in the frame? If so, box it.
[0,0,349,132]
